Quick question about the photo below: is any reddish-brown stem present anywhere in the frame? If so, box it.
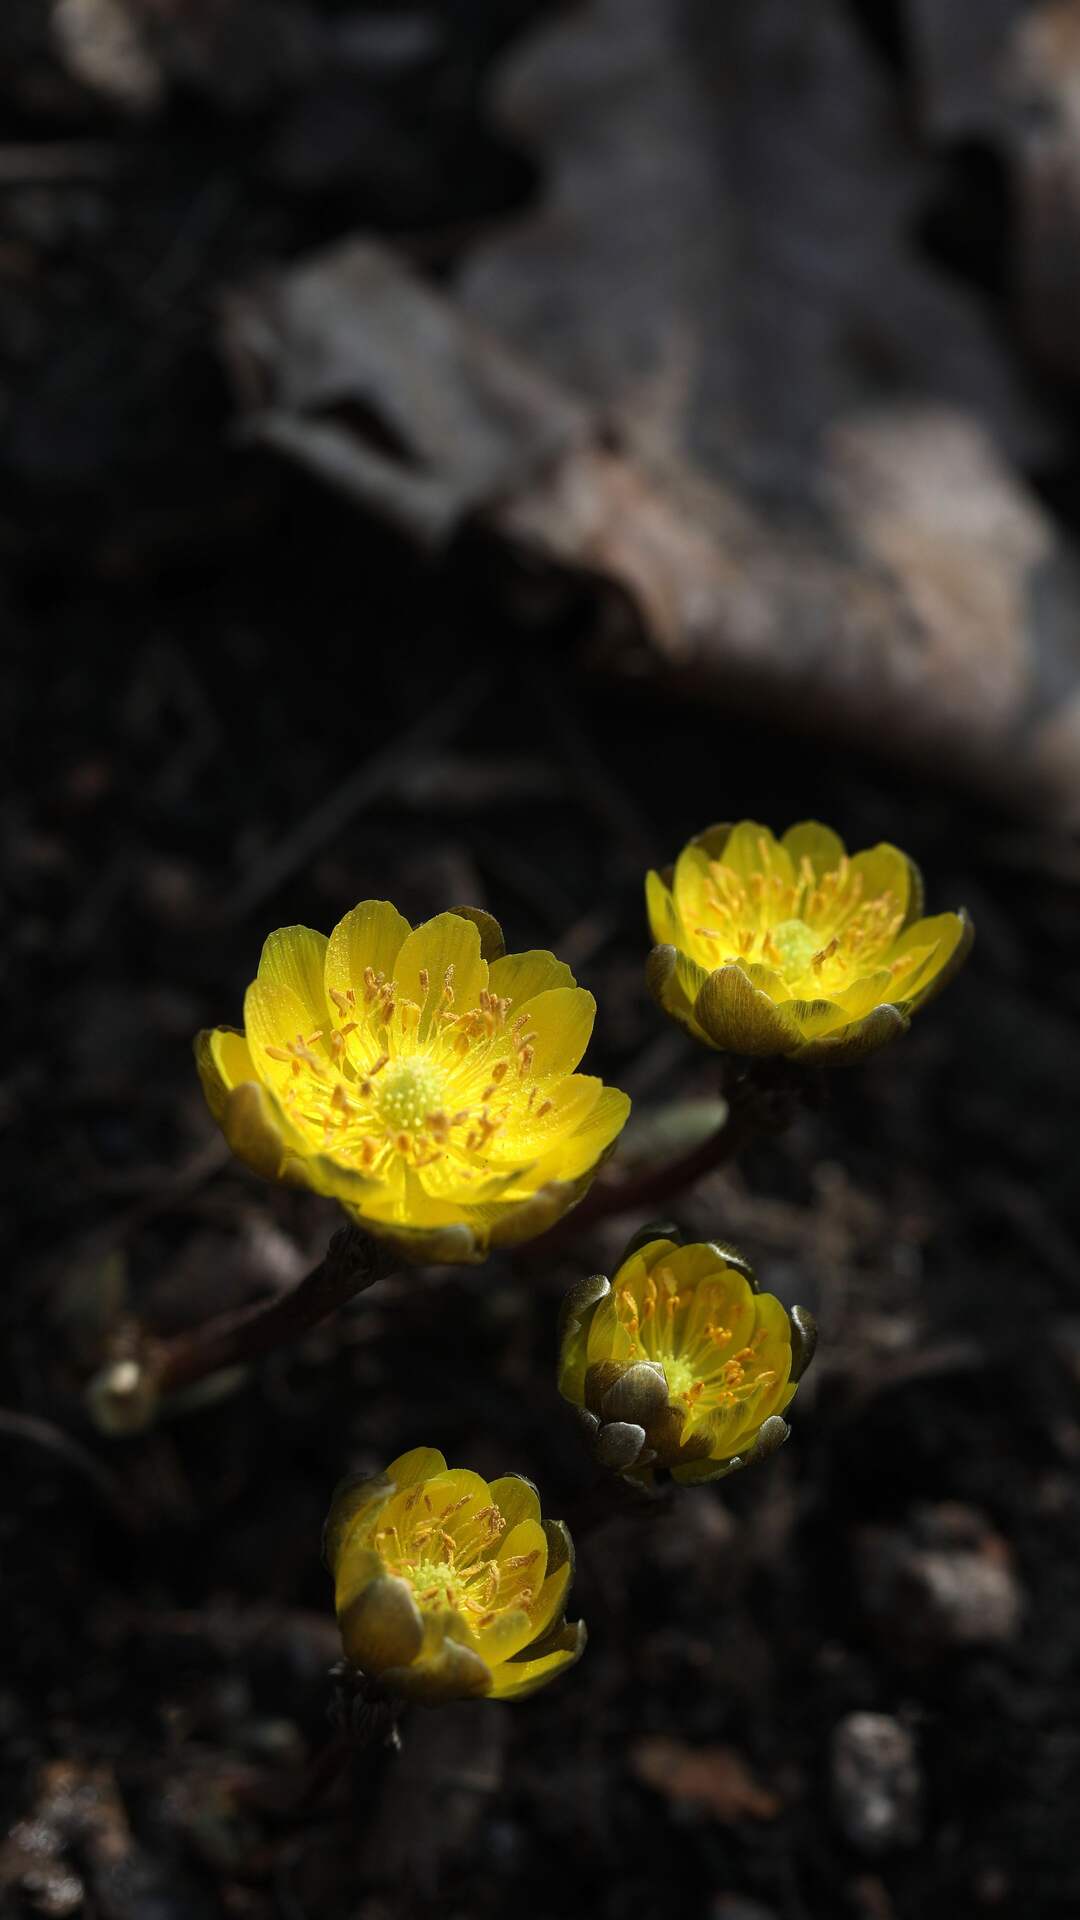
[83,1225,395,1429]
[545,1057,808,1246]
[149,1223,392,1397]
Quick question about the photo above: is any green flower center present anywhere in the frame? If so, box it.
[770,917,820,981]
[374,1056,446,1135]
[614,1267,780,1426]
[660,1353,699,1399]
[402,1556,476,1613]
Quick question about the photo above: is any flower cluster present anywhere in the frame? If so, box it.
[324,1448,584,1703]
[647,820,971,1062]
[187,818,972,1711]
[558,1231,816,1483]
[197,902,630,1263]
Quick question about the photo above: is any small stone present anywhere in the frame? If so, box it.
[51,0,163,113]
[857,1504,1022,1658]
[831,1713,921,1856]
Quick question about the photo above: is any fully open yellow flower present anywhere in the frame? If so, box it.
[647,821,972,1063]
[196,903,630,1263]
[558,1235,816,1484]
[324,1447,585,1703]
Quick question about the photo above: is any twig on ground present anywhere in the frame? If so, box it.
[543,1057,810,1248]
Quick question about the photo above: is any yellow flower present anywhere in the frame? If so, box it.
[558,1234,816,1484]
[646,821,972,1063]
[324,1447,585,1704]
[196,902,630,1263]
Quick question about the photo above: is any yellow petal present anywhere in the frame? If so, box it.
[526,1559,571,1646]
[606,1239,683,1322]
[831,972,895,1017]
[671,844,714,937]
[482,1074,602,1164]
[446,905,505,963]
[351,1214,484,1266]
[657,1241,744,1296]
[495,1518,549,1612]
[386,1446,447,1488]
[586,1289,636,1367]
[724,1381,790,1458]
[416,1159,521,1205]
[630,1236,684,1275]
[719,821,795,890]
[847,844,910,922]
[323,1470,394,1575]
[332,1544,383,1617]
[415,1468,494,1543]
[325,900,412,1008]
[891,910,972,1008]
[647,943,702,1035]
[781,821,847,878]
[487,949,576,1006]
[738,962,794,1003]
[902,856,926,928]
[645,869,679,946]
[531,1084,630,1182]
[688,822,734,861]
[220,1080,294,1181]
[195,1027,254,1123]
[256,926,331,1025]
[543,1517,574,1579]
[514,987,596,1080]
[783,998,852,1040]
[486,1620,586,1700]
[751,1292,794,1382]
[472,1608,537,1665]
[674,948,714,1009]
[683,1267,756,1360]
[488,1475,542,1537]
[243,975,322,1085]
[393,912,487,1042]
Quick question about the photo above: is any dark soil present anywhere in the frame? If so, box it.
[3,5,1080,1919]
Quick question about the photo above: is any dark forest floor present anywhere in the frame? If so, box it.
[4,5,1080,1919]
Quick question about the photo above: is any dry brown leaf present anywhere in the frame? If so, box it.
[631,1737,782,1823]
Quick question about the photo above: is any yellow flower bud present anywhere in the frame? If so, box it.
[647,821,972,1063]
[558,1234,816,1484]
[324,1449,585,1703]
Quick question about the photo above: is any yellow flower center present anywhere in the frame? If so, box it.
[690,846,915,996]
[263,964,559,1187]
[374,1057,447,1134]
[617,1266,777,1430]
[373,1489,539,1630]
[770,917,819,982]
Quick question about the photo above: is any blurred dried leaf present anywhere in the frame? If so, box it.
[631,1737,781,1822]
[222,1,1080,823]
[1001,0,1080,381]
[464,0,1080,823]
[221,238,587,549]
[52,0,163,113]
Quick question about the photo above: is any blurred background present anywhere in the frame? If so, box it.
[4,2,1080,1917]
